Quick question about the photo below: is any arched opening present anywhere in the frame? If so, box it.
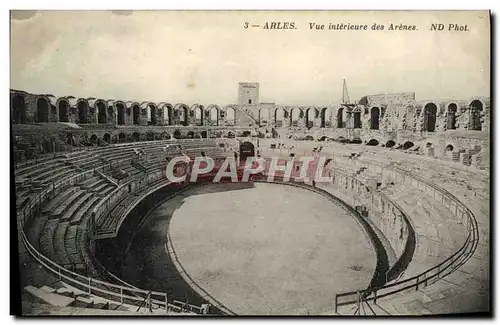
[225,107,236,126]
[403,141,414,150]
[370,107,380,130]
[66,133,75,146]
[337,107,344,128]
[173,130,181,139]
[290,108,302,127]
[386,140,396,148]
[351,138,362,144]
[11,95,27,124]
[304,135,314,141]
[187,131,195,139]
[132,132,141,142]
[118,133,126,143]
[469,100,483,130]
[208,106,219,126]
[426,142,433,148]
[117,103,125,125]
[57,99,69,123]
[306,108,317,128]
[239,141,255,162]
[447,103,457,130]
[201,131,208,138]
[259,108,270,124]
[97,102,107,124]
[149,104,157,125]
[353,111,361,128]
[77,100,88,124]
[446,144,454,152]
[274,107,285,127]
[36,98,50,123]
[194,106,204,126]
[133,105,140,125]
[177,105,189,126]
[320,107,332,128]
[146,132,155,141]
[318,136,328,142]
[103,133,111,143]
[90,134,98,145]
[367,139,379,146]
[423,103,437,132]
[242,130,251,137]
[227,131,235,139]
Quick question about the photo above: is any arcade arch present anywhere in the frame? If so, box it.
[469,100,483,130]
[37,98,50,123]
[96,101,107,124]
[423,103,437,132]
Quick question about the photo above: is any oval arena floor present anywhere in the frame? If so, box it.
[120,182,376,315]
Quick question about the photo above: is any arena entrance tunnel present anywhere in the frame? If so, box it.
[239,141,255,162]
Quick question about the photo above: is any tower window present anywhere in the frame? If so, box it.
[249,99,252,104]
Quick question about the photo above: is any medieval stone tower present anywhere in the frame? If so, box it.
[238,82,260,106]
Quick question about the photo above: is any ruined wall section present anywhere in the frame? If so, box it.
[360,93,416,131]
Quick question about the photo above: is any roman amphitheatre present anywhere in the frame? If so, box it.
[13,82,490,315]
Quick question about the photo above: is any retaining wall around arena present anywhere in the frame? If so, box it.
[331,164,479,312]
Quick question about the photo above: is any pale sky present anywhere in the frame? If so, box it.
[10,10,490,106]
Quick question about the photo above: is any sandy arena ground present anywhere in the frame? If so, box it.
[164,182,376,315]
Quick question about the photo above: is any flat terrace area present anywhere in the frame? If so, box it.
[163,182,376,315]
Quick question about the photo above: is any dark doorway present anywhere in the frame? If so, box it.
[469,100,483,130]
[239,141,255,162]
[117,103,125,125]
[12,95,27,124]
[58,100,69,123]
[370,107,380,130]
[66,133,75,146]
[103,133,111,143]
[386,140,396,148]
[423,103,437,132]
[77,101,88,124]
[90,134,98,145]
[403,141,414,150]
[447,104,457,130]
[36,98,50,123]
[353,112,361,128]
[133,105,140,125]
[97,102,107,124]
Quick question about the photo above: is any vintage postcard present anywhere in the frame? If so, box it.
[10,10,490,316]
